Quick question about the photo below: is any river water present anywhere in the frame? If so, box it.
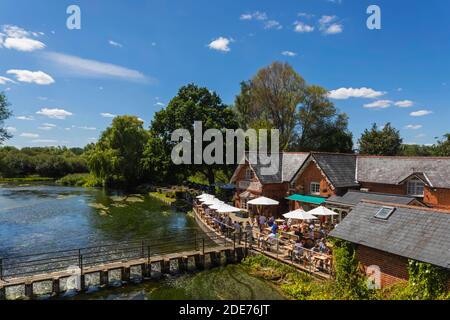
[0,183,286,300]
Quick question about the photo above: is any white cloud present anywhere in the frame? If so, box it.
[43,52,150,83]
[294,21,314,33]
[16,115,34,121]
[240,11,267,21]
[394,100,414,108]
[20,132,39,138]
[1,25,45,52]
[363,100,392,109]
[328,87,386,100]
[0,76,15,85]
[298,12,314,19]
[281,51,297,57]
[6,126,16,133]
[38,123,57,130]
[36,108,73,120]
[405,125,422,130]
[154,102,165,107]
[7,70,55,85]
[32,139,58,144]
[208,37,233,52]
[76,126,97,131]
[410,110,433,117]
[319,15,343,35]
[323,23,343,35]
[100,112,116,118]
[108,40,123,48]
[264,20,282,30]
[4,37,45,52]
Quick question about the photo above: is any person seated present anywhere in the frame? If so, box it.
[267,216,274,227]
[271,222,279,234]
[318,240,328,253]
[294,229,303,239]
[292,240,304,261]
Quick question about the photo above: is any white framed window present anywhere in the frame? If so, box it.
[407,178,425,197]
[241,198,248,210]
[244,168,253,180]
[310,182,321,195]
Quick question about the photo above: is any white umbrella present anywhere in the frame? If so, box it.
[202,198,220,206]
[308,206,339,216]
[217,205,242,213]
[209,202,225,210]
[283,209,318,220]
[196,193,213,199]
[247,197,279,206]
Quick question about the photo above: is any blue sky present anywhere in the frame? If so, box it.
[0,0,449,148]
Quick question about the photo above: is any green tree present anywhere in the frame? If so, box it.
[294,86,353,153]
[399,144,435,156]
[145,84,238,186]
[0,92,13,144]
[87,116,149,188]
[358,123,403,156]
[435,134,450,156]
[234,63,353,152]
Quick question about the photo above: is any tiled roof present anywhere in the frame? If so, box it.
[312,153,359,188]
[330,201,450,269]
[356,156,450,189]
[326,190,418,207]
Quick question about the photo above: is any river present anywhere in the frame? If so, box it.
[0,183,286,300]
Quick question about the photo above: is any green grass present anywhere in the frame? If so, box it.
[56,173,102,187]
[0,176,55,183]
[149,191,177,204]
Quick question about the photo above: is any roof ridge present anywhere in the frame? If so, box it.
[348,190,415,198]
[360,199,450,214]
[357,155,450,160]
[312,151,356,156]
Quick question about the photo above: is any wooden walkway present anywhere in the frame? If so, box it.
[194,207,334,280]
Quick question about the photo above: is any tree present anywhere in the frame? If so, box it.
[145,84,238,186]
[435,134,450,156]
[0,92,12,144]
[234,63,353,152]
[294,86,353,153]
[87,116,149,189]
[358,123,403,156]
[234,62,306,150]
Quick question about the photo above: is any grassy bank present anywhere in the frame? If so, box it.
[0,176,55,183]
[56,173,102,187]
[148,191,177,204]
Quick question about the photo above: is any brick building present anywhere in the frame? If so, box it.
[330,200,450,289]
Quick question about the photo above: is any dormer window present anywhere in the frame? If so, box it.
[407,178,425,197]
[245,168,253,180]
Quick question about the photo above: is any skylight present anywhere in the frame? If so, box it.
[374,206,395,220]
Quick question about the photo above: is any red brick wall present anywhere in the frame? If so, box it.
[293,161,335,197]
[356,245,409,288]
[424,187,450,209]
[359,182,406,195]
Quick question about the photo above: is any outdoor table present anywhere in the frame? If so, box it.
[275,219,285,224]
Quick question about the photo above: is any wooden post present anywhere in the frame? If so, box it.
[178,257,187,273]
[0,287,5,300]
[142,263,150,278]
[121,266,131,282]
[24,283,33,299]
[52,278,60,296]
[224,249,233,264]
[80,274,86,291]
[100,270,109,286]
[194,254,204,270]
[162,259,171,274]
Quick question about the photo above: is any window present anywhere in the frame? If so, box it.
[310,182,320,195]
[407,178,425,197]
[374,206,395,220]
[245,168,253,180]
[241,198,248,210]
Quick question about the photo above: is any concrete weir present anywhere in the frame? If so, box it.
[0,245,245,300]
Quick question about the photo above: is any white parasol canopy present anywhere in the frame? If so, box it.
[308,206,339,216]
[283,209,318,220]
[209,202,225,210]
[247,197,279,206]
[202,198,220,205]
[216,205,242,213]
[197,193,214,199]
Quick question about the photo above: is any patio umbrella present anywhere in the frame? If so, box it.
[216,205,242,213]
[307,206,339,216]
[196,193,213,199]
[209,202,225,210]
[202,198,220,206]
[283,209,318,220]
[247,197,279,206]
